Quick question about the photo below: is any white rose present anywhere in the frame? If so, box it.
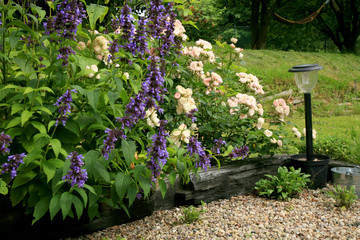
[231,37,238,44]
[178,123,187,131]
[270,138,277,144]
[264,130,273,137]
[277,140,283,147]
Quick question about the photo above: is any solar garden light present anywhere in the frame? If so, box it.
[289,64,323,161]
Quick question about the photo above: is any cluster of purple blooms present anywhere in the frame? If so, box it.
[185,108,198,122]
[62,151,88,188]
[0,132,26,179]
[44,0,85,66]
[187,137,211,171]
[101,128,127,160]
[44,0,86,40]
[57,46,76,66]
[54,89,77,126]
[146,120,169,181]
[0,132,12,156]
[228,146,250,159]
[211,138,226,154]
[0,13,2,25]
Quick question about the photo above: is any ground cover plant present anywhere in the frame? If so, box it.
[0,0,302,225]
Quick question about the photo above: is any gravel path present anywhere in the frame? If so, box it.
[72,187,360,240]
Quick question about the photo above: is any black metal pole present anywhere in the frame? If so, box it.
[304,92,314,161]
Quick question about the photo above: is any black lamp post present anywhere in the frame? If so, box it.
[289,64,323,161]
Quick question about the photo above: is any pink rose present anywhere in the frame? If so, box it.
[174,92,181,99]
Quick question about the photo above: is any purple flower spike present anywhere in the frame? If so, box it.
[185,108,198,122]
[187,137,211,171]
[146,120,169,181]
[57,46,76,66]
[62,151,88,188]
[54,89,77,126]
[228,146,249,159]
[1,153,26,179]
[0,132,12,156]
[212,138,226,154]
[101,128,127,160]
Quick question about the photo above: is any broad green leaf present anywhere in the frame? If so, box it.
[21,110,33,127]
[42,160,58,182]
[50,138,61,158]
[49,193,61,220]
[121,140,136,166]
[11,104,24,115]
[64,119,80,136]
[32,197,50,224]
[88,203,99,221]
[108,91,118,112]
[38,86,54,94]
[13,58,36,79]
[60,192,73,219]
[95,161,110,182]
[83,184,96,195]
[134,164,146,180]
[6,117,21,129]
[72,195,84,220]
[127,183,137,206]
[30,4,46,23]
[158,179,167,199]
[12,170,36,188]
[0,179,8,195]
[87,90,100,111]
[139,176,151,196]
[23,87,34,95]
[33,106,52,115]
[74,187,88,206]
[31,121,47,134]
[10,185,28,206]
[115,172,130,200]
[169,171,176,187]
[84,150,100,176]
[9,30,21,49]
[87,4,108,30]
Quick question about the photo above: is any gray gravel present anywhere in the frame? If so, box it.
[73,187,360,240]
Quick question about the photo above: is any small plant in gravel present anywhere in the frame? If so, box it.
[254,166,311,201]
[180,201,206,224]
[327,185,358,209]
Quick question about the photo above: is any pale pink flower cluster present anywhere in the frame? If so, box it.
[273,98,290,121]
[292,127,302,139]
[173,20,188,41]
[144,108,160,127]
[188,61,204,73]
[303,128,317,139]
[202,72,223,94]
[227,93,264,118]
[85,65,100,79]
[256,117,265,130]
[170,123,191,147]
[175,85,197,114]
[236,72,265,95]
[182,39,216,63]
[87,35,110,62]
[231,38,238,44]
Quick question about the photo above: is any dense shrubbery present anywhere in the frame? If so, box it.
[0,0,302,224]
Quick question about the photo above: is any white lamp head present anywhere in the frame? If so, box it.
[289,64,323,93]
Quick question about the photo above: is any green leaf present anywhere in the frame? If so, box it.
[42,160,57,183]
[50,138,61,158]
[13,57,36,79]
[134,164,146,180]
[11,104,23,115]
[84,150,100,177]
[121,139,136,166]
[127,183,137,206]
[31,121,47,134]
[72,195,84,220]
[87,4,109,30]
[87,90,100,111]
[6,117,21,129]
[108,91,118,112]
[12,170,36,188]
[74,187,88,207]
[83,184,97,195]
[139,176,151,196]
[23,87,34,95]
[95,161,110,182]
[32,197,50,224]
[158,179,167,199]
[60,192,73,219]
[49,193,61,220]
[0,179,8,195]
[21,110,33,127]
[169,171,176,187]
[30,4,46,23]
[115,172,130,200]
[9,30,21,49]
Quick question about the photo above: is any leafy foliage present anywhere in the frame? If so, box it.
[327,185,358,209]
[180,201,207,224]
[255,166,311,201]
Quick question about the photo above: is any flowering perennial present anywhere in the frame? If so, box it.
[212,138,226,154]
[175,85,197,115]
[1,153,26,179]
[57,46,76,66]
[170,123,191,147]
[102,128,127,160]
[63,151,88,188]
[228,146,249,159]
[147,120,169,181]
[273,98,290,121]
[0,132,12,156]
[187,137,211,171]
[236,72,265,95]
[54,89,77,126]
[227,93,263,118]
